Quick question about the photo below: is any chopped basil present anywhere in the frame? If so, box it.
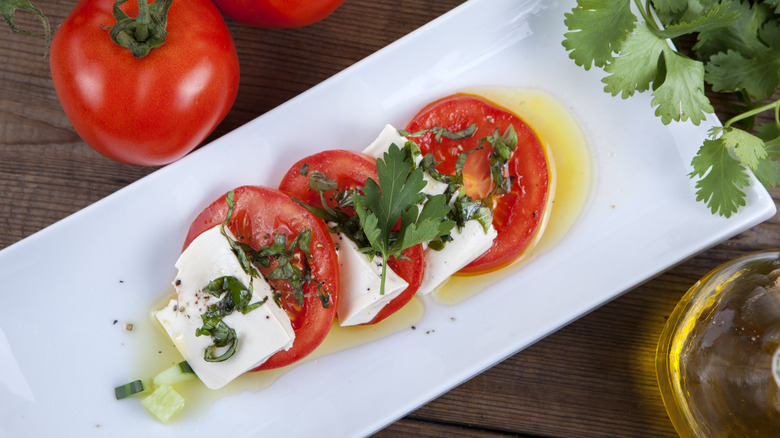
[249,229,315,307]
[194,189,332,363]
[400,123,477,142]
[220,191,260,278]
[195,275,267,362]
[482,125,518,198]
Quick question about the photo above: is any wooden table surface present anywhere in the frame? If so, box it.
[2,1,778,437]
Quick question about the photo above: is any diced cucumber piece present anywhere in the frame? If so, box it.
[178,360,194,374]
[153,361,196,386]
[114,379,146,400]
[141,385,185,423]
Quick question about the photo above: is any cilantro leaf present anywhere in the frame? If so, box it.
[761,19,780,49]
[766,0,780,14]
[752,122,780,188]
[706,48,780,101]
[693,0,772,60]
[719,126,767,170]
[690,137,750,217]
[652,49,713,125]
[655,1,738,39]
[650,0,687,15]
[564,0,780,216]
[753,136,780,189]
[603,24,666,97]
[756,120,780,141]
[562,0,636,70]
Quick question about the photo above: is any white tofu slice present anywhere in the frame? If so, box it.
[334,233,409,326]
[362,124,449,197]
[155,226,295,390]
[417,220,498,295]
[362,124,497,295]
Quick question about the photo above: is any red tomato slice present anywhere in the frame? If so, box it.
[278,150,424,325]
[406,94,550,274]
[183,185,339,370]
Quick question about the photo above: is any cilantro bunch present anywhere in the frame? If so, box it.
[562,0,780,217]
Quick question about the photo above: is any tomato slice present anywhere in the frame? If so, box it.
[278,150,424,325]
[183,185,339,370]
[405,93,549,273]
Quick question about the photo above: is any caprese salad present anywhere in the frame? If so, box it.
[115,93,552,422]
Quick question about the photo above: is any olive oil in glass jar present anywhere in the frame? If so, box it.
[657,250,780,437]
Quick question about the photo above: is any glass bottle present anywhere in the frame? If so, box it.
[657,250,780,437]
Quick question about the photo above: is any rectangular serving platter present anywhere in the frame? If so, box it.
[0,0,775,436]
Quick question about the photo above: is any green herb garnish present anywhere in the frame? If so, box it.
[354,143,456,295]
[482,125,518,197]
[399,124,478,142]
[220,190,330,308]
[196,276,267,362]
[562,0,780,217]
[251,229,330,308]
[195,190,330,363]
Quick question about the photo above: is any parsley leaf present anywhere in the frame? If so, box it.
[353,143,455,295]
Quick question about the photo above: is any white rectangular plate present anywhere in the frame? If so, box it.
[1,0,775,436]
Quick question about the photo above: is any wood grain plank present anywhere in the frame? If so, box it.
[375,417,537,437]
[2,1,779,437]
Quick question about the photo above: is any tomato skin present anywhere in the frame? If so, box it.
[211,0,346,28]
[183,186,339,370]
[406,94,549,274]
[50,0,240,166]
[278,150,425,325]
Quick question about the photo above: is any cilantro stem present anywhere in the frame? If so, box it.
[723,99,780,129]
[633,0,660,35]
[775,103,780,128]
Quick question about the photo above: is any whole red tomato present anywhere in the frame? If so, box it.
[211,0,346,28]
[50,0,240,166]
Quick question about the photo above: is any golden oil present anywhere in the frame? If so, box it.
[657,251,780,437]
[433,87,592,305]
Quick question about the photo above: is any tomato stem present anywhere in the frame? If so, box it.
[107,0,172,58]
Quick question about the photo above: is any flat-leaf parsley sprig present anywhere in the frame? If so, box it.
[354,143,456,295]
[293,142,456,296]
[562,0,780,217]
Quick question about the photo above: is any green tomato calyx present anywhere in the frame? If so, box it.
[107,0,171,58]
